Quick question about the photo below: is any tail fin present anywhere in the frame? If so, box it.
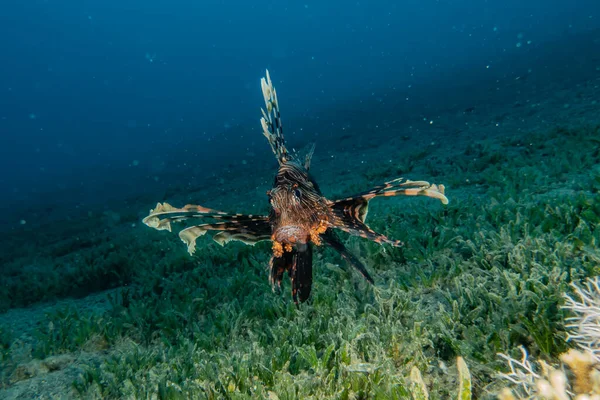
[328,178,448,246]
[260,70,289,164]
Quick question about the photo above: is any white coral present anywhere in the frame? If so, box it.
[497,346,540,398]
[563,277,600,363]
[497,276,600,399]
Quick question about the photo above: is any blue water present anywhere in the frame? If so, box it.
[0,0,598,223]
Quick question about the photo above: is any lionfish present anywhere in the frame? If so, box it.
[143,71,448,303]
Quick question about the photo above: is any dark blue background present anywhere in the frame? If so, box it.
[1,0,598,219]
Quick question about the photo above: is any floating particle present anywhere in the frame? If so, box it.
[20,220,26,225]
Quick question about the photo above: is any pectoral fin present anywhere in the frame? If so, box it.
[322,231,374,284]
[269,245,314,304]
[328,177,448,246]
[143,202,271,254]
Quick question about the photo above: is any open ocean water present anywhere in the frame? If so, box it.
[1,1,600,399]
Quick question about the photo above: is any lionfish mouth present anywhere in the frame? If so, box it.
[273,225,308,246]
[271,220,330,258]
[271,226,311,257]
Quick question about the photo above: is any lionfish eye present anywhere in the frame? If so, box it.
[293,188,302,199]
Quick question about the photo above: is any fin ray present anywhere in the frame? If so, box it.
[339,177,448,204]
[143,202,268,232]
[328,177,447,245]
[260,70,289,164]
[179,220,271,255]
